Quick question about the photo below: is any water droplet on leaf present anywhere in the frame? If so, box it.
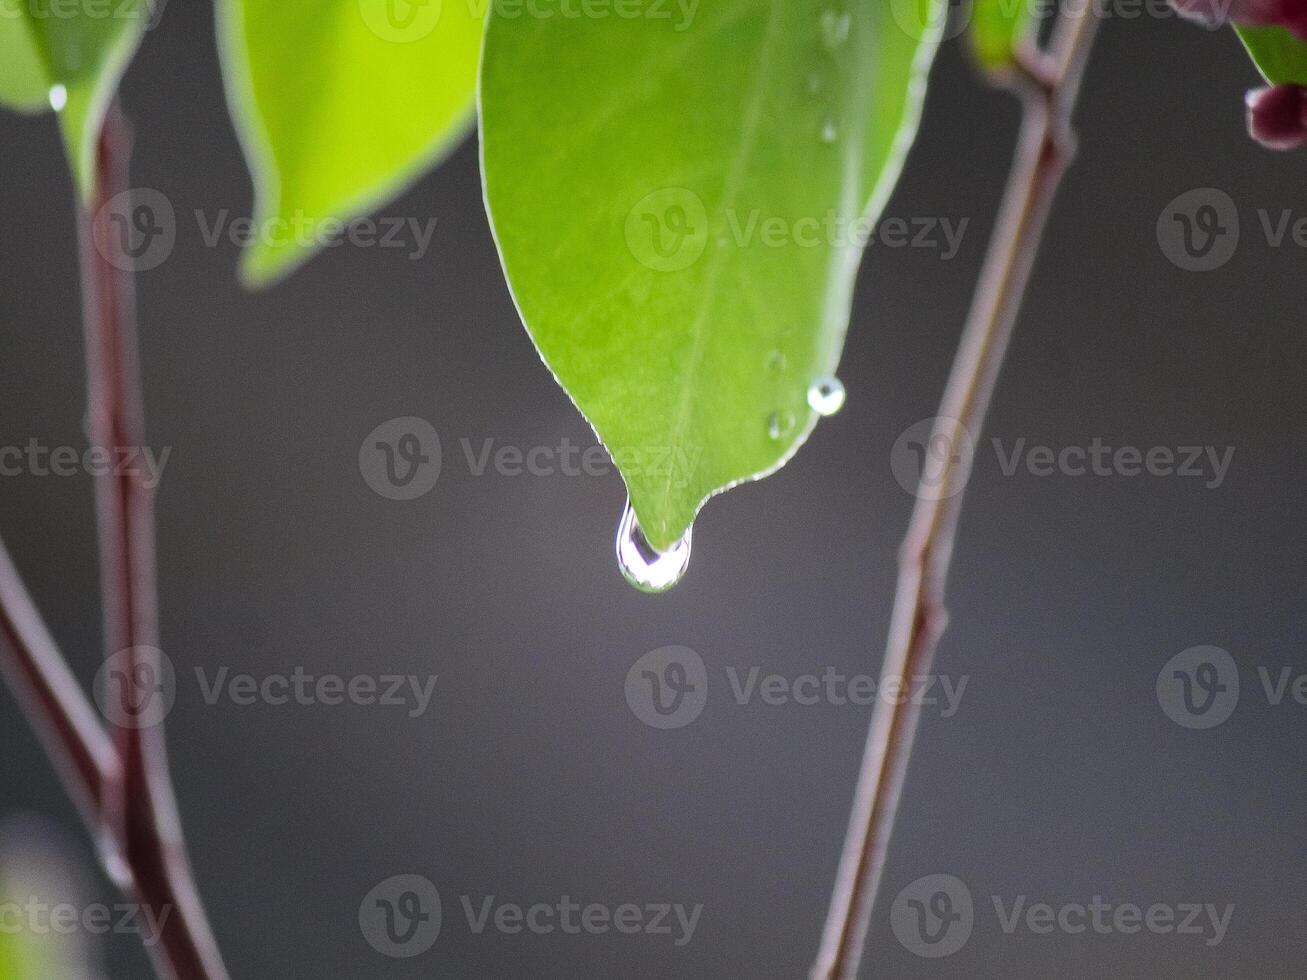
[48,84,68,112]
[616,499,691,593]
[820,117,839,144]
[768,411,795,440]
[767,350,787,375]
[808,377,846,416]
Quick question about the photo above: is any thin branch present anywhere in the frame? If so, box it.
[77,104,230,980]
[0,540,120,827]
[810,8,1101,980]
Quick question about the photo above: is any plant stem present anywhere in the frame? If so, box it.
[0,541,120,825]
[810,9,1100,980]
[75,104,229,980]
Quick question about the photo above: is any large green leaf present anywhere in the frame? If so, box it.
[217,0,484,285]
[1237,24,1307,85]
[0,0,154,196]
[481,2,941,551]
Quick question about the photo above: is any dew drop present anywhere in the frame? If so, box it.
[48,84,67,113]
[767,350,787,375]
[820,9,851,49]
[808,376,847,416]
[616,499,691,593]
[820,117,839,144]
[767,411,795,440]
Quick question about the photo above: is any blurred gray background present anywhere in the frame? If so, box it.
[2,2,1305,977]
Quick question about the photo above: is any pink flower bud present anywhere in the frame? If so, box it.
[1246,83,1307,149]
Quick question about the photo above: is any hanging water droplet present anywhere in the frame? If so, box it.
[820,9,851,49]
[48,84,68,113]
[820,117,839,144]
[767,411,795,440]
[767,350,787,376]
[616,499,691,593]
[808,376,847,416]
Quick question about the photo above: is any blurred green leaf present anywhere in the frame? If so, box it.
[968,0,1036,73]
[0,0,154,197]
[481,2,941,551]
[0,14,50,112]
[217,0,484,286]
[1237,24,1307,85]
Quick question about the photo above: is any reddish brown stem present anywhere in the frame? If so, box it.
[0,541,119,826]
[810,8,1100,980]
[77,105,228,980]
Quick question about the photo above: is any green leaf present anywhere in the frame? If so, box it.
[0,14,50,112]
[481,2,941,551]
[1237,24,1307,85]
[0,0,154,197]
[217,0,485,286]
[968,0,1035,73]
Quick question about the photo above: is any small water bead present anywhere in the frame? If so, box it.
[820,117,839,144]
[767,411,795,440]
[766,350,787,376]
[48,84,68,112]
[616,499,691,593]
[807,377,846,416]
[820,9,851,49]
